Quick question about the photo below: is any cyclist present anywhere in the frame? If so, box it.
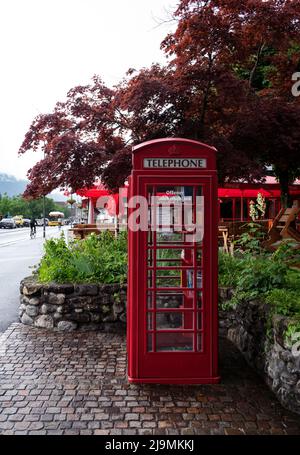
[30,217,37,238]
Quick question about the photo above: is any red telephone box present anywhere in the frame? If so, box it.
[127,138,220,384]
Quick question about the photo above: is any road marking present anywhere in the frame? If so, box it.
[0,228,69,248]
[0,254,41,261]
[0,237,42,247]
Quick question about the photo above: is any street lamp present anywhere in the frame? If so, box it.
[67,196,76,218]
[43,194,46,239]
[42,149,46,239]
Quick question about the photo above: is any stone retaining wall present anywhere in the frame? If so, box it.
[219,287,300,415]
[19,276,127,332]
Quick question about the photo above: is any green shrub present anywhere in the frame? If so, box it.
[284,321,300,346]
[286,269,300,292]
[229,256,289,306]
[233,222,266,255]
[272,240,300,266]
[38,231,128,284]
[264,288,300,317]
[219,238,300,345]
[218,251,244,287]
[237,257,288,293]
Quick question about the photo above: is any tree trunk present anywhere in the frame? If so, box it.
[277,170,292,208]
[248,42,265,90]
[197,55,214,139]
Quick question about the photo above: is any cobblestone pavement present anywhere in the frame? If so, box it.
[1,323,300,435]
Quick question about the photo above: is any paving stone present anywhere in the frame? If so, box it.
[13,421,30,431]
[94,413,109,420]
[121,429,137,435]
[72,421,88,430]
[40,414,54,422]
[139,429,153,435]
[225,428,246,435]
[0,323,300,435]
[94,429,110,435]
[8,415,25,422]
[3,407,18,415]
[129,421,142,428]
[0,422,14,431]
[28,422,45,431]
[125,413,139,420]
[142,421,156,429]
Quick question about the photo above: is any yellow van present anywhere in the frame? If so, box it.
[13,215,24,227]
[48,211,65,226]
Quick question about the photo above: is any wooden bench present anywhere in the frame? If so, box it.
[70,223,118,240]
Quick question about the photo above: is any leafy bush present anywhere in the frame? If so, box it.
[264,288,300,317]
[218,251,244,287]
[264,283,300,343]
[272,240,300,266]
[229,256,289,306]
[284,321,300,346]
[38,231,127,284]
[233,222,266,255]
[286,268,300,291]
[237,257,288,294]
[219,238,300,345]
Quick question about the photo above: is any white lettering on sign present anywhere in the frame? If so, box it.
[143,158,207,169]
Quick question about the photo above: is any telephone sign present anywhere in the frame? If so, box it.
[144,158,207,169]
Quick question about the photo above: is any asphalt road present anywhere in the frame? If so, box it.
[0,226,68,332]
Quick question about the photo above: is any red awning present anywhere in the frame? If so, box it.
[78,184,298,202]
[76,186,121,215]
[76,184,129,199]
[218,188,282,198]
[291,187,300,196]
[242,188,272,198]
[76,187,109,198]
[218,189,242,198]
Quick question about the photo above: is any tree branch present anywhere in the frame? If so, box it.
[249,41,266,89]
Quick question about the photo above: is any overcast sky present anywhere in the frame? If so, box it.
[0,0,178,180]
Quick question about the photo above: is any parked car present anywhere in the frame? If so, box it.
[0,218,17,229]
[36,218,49,226]
[23,218,31,227]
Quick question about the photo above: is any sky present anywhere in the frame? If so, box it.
[0,0,178,181]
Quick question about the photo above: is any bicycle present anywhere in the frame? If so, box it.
[30,227,36,239]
